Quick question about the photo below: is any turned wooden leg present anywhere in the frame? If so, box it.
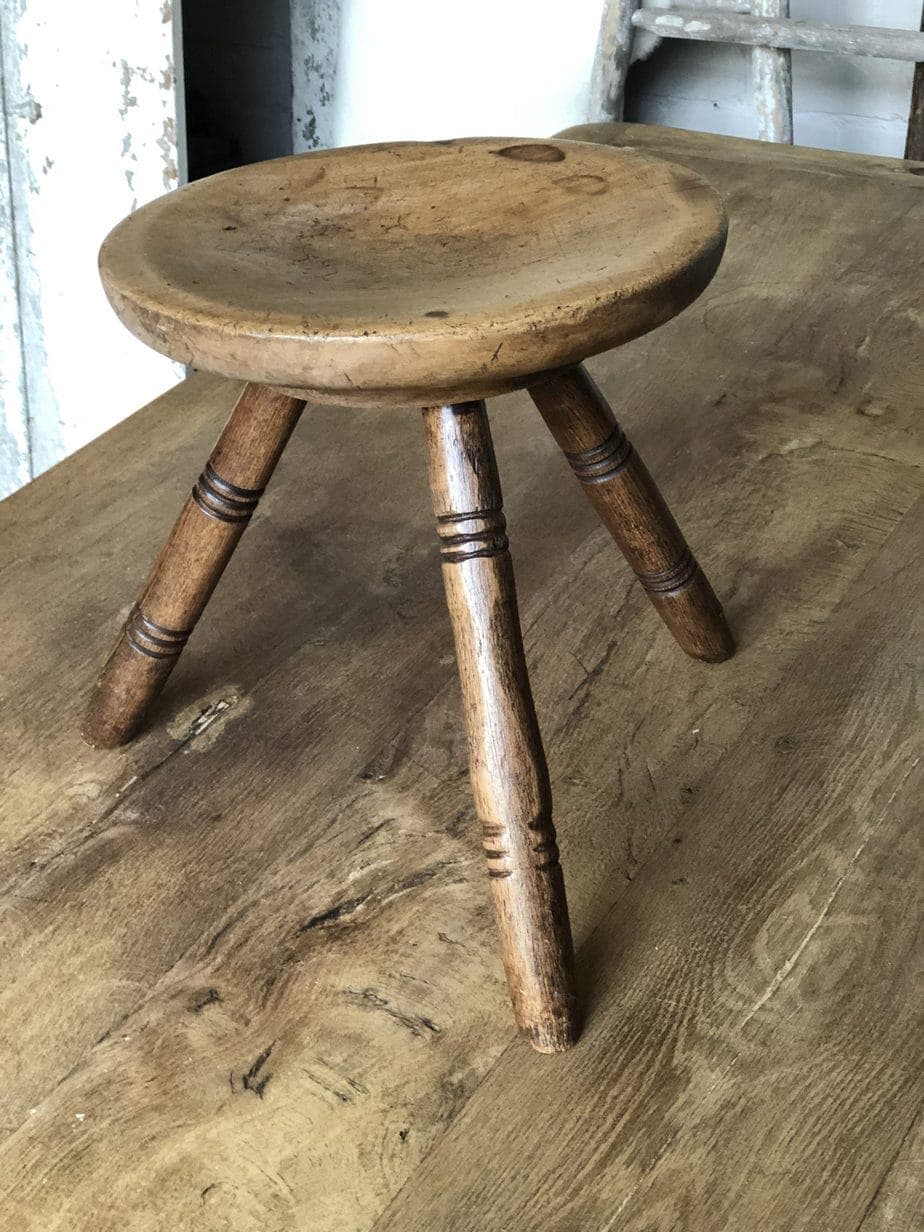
[529,364,734,663]
[423,401,579,1052]
[83,383,305,749]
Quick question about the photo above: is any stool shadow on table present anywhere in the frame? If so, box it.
[82,137,734,1052]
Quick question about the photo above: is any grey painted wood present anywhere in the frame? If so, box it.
[589,0,641,122]
[632,8,924,61]
[588,0,750,123]
[752,0,793,143]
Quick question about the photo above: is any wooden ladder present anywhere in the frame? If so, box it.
[592,1,924,156]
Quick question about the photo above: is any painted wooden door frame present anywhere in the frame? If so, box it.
[0,0,186,499]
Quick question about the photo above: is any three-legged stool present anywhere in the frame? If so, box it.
[84,138,734,1052]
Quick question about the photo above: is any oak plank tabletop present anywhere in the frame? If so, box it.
[0,123,921,1230]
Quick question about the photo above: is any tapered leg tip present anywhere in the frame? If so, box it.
[647,578,736,665]
[81,730,132,751]
[80,633,176,750]
[692,625,736,664]
[520,1012,582,1054]
[81,708,137,750]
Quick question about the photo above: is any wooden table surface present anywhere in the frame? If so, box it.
[1,123,921,1231]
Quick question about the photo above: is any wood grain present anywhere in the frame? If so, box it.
[423,402,578,1052]
[858,1110,923,1231]
[83,383,305,747]
[371,494,924,1232]
[0,124,921,1230]
[98,137,726,405]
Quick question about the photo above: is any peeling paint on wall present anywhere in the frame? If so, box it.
[0,0,186,497]
[0,7,30,493]
[292,0,342,151]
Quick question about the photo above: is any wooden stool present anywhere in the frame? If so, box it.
[84,138,734,1053]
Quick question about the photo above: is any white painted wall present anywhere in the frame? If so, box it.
[626,1,921,156]
[0,0,184,497]
[330,0,607,145]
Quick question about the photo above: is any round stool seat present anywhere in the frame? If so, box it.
[100,137,726,407]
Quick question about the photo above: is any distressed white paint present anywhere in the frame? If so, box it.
[0,20,29,491]
[292,0,342,151]
[0,0,185,497]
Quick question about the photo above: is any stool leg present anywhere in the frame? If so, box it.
[83,383,305,749]
[423,401,579,1052]
[529,364,734,663]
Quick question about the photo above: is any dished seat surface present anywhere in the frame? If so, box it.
[99,138,727,405]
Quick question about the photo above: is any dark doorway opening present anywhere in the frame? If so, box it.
[182,0,293,181]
